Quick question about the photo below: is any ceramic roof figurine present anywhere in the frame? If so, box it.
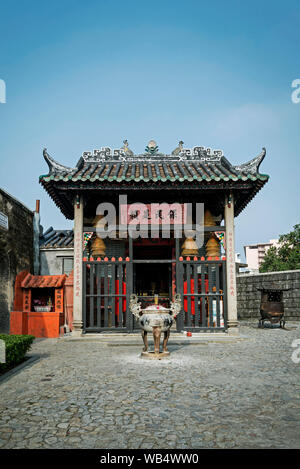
[121,139,134,156]
[145,140,159,155]
[171,140,184,156]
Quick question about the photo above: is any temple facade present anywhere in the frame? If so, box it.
[39,140,269,335]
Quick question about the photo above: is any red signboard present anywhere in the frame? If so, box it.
[120,203,187,225]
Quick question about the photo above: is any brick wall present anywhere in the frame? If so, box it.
[0,189,33,332]
[237,270,300,321]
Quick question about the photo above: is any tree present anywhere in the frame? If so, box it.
[259,224,300,272]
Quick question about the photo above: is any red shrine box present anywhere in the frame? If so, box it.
[10,272,67,338]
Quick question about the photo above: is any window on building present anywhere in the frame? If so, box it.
[62,258,74,275]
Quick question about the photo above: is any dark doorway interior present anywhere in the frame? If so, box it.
[135,263,171,299]
[133,241,174,309]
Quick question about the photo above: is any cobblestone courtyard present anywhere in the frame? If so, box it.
[0,321,299,449]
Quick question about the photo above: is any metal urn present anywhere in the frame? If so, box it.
[257,286,289,328]
[129,293,182,358]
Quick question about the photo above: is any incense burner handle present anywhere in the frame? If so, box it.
[129,294,142,319]
[170,293,182,319]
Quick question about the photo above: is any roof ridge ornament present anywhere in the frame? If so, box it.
[145,140,159,155]
[82,147,125,162]
[234,147,266,175]
[80,143,224,162]
[121,139,134,156]
[43,148,76,175]
[171,140,184,156]
[180,146,223,159]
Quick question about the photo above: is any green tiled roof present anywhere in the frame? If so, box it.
[39,146,269,219]
[40,160,268,184]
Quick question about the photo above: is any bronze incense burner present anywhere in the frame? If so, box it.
[130,293,182,358]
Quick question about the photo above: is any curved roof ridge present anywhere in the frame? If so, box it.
[234,147,266,175]
[43,148,76,175]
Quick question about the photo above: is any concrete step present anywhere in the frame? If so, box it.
[61,331,246,345]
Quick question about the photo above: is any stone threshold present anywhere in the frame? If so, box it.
[61,332,246,344]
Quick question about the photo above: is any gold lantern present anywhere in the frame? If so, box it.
[91,215,106,257]
[181,230,199,257]
[204,209,215,226]
[91,237,106,257]
[206,234,220,258]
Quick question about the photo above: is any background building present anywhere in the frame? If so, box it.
[244,239,280,273]
[39,228,74,276]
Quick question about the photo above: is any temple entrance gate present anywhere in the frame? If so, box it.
[83,257,132,332]
[82,239,227,332]
[176,257,227,331]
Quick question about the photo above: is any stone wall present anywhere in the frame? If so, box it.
[237,270,300,321]
[0,189,33,332]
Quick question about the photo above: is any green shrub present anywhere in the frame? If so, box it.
[0,334,35,374]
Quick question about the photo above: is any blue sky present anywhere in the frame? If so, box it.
[0,0,299,259]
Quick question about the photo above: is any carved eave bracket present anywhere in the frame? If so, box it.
[234,147,266,175]
[43,148,77,175]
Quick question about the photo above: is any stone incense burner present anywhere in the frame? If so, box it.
[129,293,181,358]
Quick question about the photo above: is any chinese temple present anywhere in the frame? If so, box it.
[39,140,269,335]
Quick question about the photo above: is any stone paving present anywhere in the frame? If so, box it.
[0,321,300,449]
